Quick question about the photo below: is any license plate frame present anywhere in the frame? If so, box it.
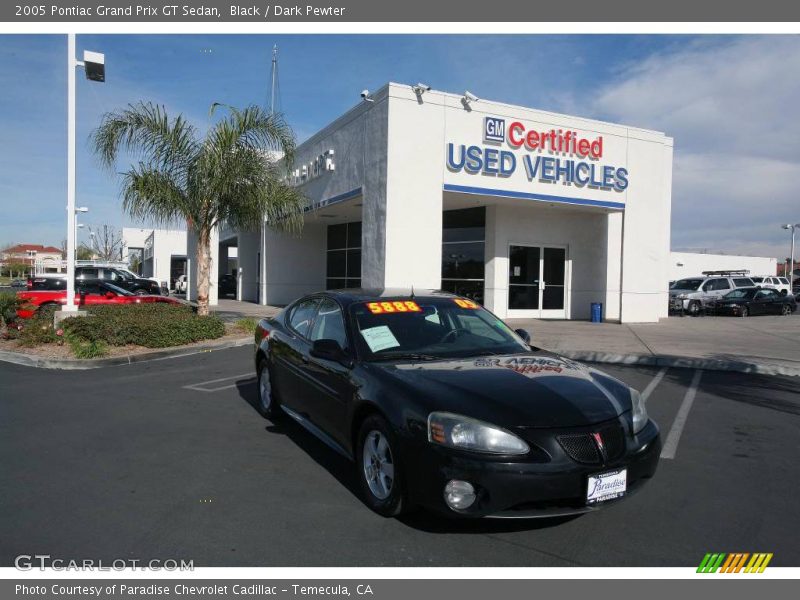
[586,468,627,505]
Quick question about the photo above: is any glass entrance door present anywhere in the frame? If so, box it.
[508,245,568,318]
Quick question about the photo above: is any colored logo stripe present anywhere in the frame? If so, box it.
[697,553,773,573]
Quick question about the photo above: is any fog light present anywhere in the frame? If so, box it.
[444,479,476,510]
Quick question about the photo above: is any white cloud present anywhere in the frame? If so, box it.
[592,36,800,259]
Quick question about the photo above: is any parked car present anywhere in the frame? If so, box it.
[75,266,164,296]
[253,289,660,518]
[713,287,797,317]
[27,273,67,290]
[751,276,792,295]
[219,274,237,298]
[669,276,755,316]
[16,280,181,319]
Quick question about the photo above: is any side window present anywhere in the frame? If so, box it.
[79,268,98,279]
[288,299,320,339]
[715,279,730,290]
[309,298,348,350]
[780,278,790,285]
[701,280,712,292]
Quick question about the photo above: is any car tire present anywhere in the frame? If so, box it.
[356,414,406,517]
[781,304,792,316]
[134,289,148,296]
[687,300,702,317]
[740,306,749,317]
[256,359,281,419]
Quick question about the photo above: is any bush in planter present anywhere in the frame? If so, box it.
[62,303,225,348]
[0,291,23,339]
[17,312,60,347]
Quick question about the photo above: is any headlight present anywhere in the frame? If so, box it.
[630,388,648,434]
[428,412,529,455]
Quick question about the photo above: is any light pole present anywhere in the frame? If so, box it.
[64,34,104,314]
[75,207,88,260]
[782,223,798,290]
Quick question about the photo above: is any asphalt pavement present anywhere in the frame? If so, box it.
[1,346,799,567]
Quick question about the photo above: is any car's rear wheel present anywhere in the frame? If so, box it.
[687,300,702,316]
[781,304,792,316]
[134,289,148,296]
[740,306,749,317]
[257,359,281,419]
[356,415,406,517]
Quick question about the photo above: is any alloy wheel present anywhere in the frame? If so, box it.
[259,363,272,413]
[362,430,395,500]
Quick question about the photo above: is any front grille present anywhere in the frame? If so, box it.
[557,422,626,465]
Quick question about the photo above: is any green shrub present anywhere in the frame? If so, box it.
[234,317,258,334]
[17,313,60,347]
[62,303,225,349]
[0,291,23,334]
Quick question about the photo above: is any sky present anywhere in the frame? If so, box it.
[0,34,798,260]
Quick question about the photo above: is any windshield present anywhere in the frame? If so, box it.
[723,288,755,300]
[349,298,530,360]
[671,278,704,291]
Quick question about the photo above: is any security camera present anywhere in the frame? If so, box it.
[463,90,479,103]
[412,83,431,95]
[83,50,105,82]
[360,89,374,103]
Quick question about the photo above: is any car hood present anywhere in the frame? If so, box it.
[371,352,633,428]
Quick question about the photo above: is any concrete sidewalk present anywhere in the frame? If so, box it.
[211,298,282,322]
[507,313,800,376]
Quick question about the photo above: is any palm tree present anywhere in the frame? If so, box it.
[92,101,305,315]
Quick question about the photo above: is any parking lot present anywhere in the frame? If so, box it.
[1,345,799,567]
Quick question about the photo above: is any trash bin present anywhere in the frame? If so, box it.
[590,302,603,323]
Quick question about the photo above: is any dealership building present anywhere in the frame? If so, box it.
[189,83,674,322]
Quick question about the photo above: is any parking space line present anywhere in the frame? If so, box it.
[183,372,254,393]
[660,369,703,460]
[641,367,668,401]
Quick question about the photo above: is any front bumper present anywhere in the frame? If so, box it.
[402,419,661,518]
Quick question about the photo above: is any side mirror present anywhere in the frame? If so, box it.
[310,338,348,363]
[514,328,531,344]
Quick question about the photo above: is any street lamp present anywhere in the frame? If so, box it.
[782,224,799,290]
[64,34,104,314]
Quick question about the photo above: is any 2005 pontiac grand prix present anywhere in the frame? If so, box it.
[253,289,660,518]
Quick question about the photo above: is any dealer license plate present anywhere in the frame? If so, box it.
[586,468,627,504]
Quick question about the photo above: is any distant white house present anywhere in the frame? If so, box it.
[669,251,777,281]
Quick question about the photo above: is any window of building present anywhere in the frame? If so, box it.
[326,222,361,290]
[441,207,485,304]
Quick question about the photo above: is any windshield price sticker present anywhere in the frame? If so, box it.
[454,298,479,309]
[367,301,421,314]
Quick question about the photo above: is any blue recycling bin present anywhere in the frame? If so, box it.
[590,302,603,323]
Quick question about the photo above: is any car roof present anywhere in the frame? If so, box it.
[317,288,460,306]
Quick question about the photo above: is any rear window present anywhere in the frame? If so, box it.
[779,278,790,285]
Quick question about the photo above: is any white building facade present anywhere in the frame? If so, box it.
[191,83,674,322]
[669,251,777,281]
[123,227,187,290]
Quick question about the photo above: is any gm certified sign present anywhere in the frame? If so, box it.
[484,117,505,143]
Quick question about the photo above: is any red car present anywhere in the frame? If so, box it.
[16,280,181,319]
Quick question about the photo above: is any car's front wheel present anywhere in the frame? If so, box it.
[356,415,406,517]
[781,304,793,316]
[257,359,281,419]
[134,288,148,296]
[740,306,749,317]
[687,300,702,316]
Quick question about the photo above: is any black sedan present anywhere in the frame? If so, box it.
[713,287,797,317]
[253,290,660,518]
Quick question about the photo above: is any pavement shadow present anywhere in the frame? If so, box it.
[398,510,582,534]
[690,369,800,415]
[235,379,361,499]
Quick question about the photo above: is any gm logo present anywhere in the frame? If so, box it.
[484,116,505,143]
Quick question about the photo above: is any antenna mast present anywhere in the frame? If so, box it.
[269,44,278,115]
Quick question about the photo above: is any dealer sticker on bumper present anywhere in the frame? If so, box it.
[586,468,627,504]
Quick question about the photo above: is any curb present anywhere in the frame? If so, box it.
[556,350,800,377]
[0,336,252,370]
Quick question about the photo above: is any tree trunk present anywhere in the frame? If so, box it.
[196,228,212,317]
